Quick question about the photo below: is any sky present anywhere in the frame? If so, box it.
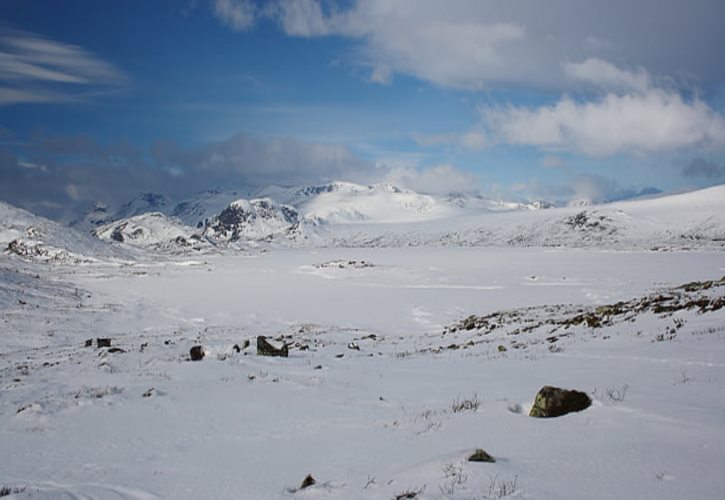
[1,0,725,220]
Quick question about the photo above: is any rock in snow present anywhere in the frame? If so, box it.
[256,336,288,357]
[529,386,592,418]
[189,345,205,361]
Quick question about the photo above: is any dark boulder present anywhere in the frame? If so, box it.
[189,345,205,361]
[96,338,111,348]
[468,449,496,463]
[299,474,316,490]
[529,385,591,418]
[257,336,288,357]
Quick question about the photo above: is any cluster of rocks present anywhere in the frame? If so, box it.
[315,259,374,270]
[445,277,725,337]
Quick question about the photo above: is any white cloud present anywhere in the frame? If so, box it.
[271,1,527,89]
[384,164,480,194]
[212,0,725,92]
[211,0,257,31]
[568,174,623,203]
[270,0,339,36]
[0,31,126,105]
[481,89,725,156]
[564,58,650,93]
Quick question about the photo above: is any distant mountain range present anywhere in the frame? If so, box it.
[2,182,723,259]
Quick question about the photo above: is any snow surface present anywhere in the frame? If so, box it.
[1,187,725,499]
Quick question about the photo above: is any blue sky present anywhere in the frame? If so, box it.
[1,0,724,219]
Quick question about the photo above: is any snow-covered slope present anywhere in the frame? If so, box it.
[203,197,303,242]
[2,247,725,499]
[0,201,124,263]
[93,212,208,251]
[325,184,725,250]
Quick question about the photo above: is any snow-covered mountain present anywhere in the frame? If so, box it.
[254,181,461,223]
[93,212,208,251]
[5,182,724,259]
[202,197,303,242]
[70,193,172,235]
[171,189,246,228]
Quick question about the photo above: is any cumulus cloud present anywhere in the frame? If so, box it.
[213,0,725,91]
[269,1,527,89]
[0,30,126,105]
[480,89,725,156]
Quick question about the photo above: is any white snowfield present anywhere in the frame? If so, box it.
[1,186,725,499]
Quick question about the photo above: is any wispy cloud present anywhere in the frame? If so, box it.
[211,0,257,31]
[564,58,651,93]
[0,30,126,105]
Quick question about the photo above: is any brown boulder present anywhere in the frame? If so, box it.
[529,385,591,418]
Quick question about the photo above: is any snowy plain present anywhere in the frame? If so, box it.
[1,187,725,499]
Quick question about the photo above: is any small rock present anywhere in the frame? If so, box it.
[313,365,322,370]
[242,339,250,350]
[142,388,156,398]
[84,339,93,347]
[497,344,507,352]
[468,449,496,463]
[299,474,316,489]
[189,345,205,361]
[232,344,241,353]
[529,385,592,418]
[256,336,288,357]
[96,338,111,348]
[107,347,125,354]
[335,353,344,358]
[348,342,360,351]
